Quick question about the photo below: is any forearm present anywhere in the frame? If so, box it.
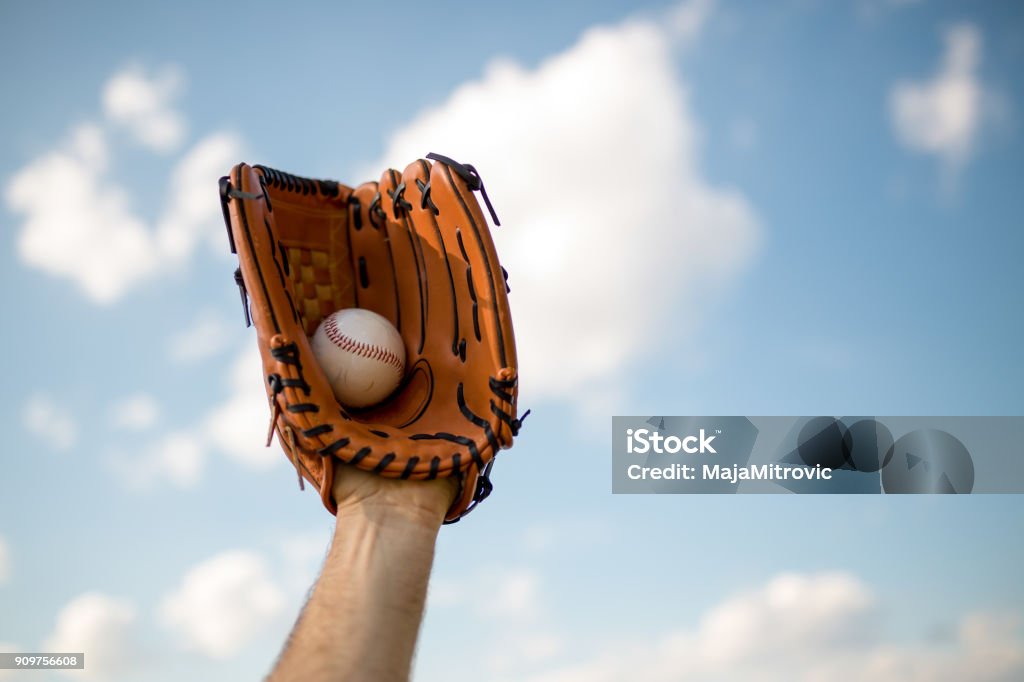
[269,503,443,682]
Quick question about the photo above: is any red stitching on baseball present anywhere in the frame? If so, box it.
[323,315,404,374]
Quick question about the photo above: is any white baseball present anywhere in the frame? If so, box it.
[310,308,406,408]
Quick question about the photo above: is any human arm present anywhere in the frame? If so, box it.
[267,469,456,682]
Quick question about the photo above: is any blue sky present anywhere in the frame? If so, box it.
[1,1,1023,680]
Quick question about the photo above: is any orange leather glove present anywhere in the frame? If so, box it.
[220,154,525,523]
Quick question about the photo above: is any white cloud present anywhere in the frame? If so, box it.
[278,531,330,566]
[203,344,280,469]
[468,571,563,672]
[102,65,186,153]
[0,536,9,583]
[522,525,559,553]
[890,24,993,176]
[695,571,876,665]
[109,393,160,431]
[807,611,1024,682]
[369,0,759,406]
[489,572,1024,682]
[157,132,244,261]
[168,309,236,364]
[69,123,108,168]
[430,565,562,676]
[159,550,286,659]
[7,125,159,303]
[484,569,543,620]
[23,393,77,451]
[486,633,567,676]
[432,566,545,622]
[44,593,141,680]
[277,530,331,593]
[5,65,243,304]
[113,430,206,490]
[109,344,278,494]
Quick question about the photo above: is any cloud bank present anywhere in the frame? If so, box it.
[159,550,286,658]
[487,572,1023,682]
[5,66,241,303]
[102,65,187,153]
[370,1,759,405]
[44,593,141,680]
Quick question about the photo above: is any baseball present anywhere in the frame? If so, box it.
[310,308,406,408]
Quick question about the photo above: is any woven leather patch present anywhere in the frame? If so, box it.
[287,246,352,335]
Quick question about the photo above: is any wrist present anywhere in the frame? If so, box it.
[331,463,458,531]
[334,479,455,532]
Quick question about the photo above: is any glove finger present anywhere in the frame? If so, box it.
[399,159,462,363]
[378,168,429,361]
[428,157,520,449]
[429,159,513,373]
[347,181,401,328]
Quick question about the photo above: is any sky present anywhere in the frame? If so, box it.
[1,0,1023,680]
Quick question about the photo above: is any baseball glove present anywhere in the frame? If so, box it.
[218,153,526,523]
